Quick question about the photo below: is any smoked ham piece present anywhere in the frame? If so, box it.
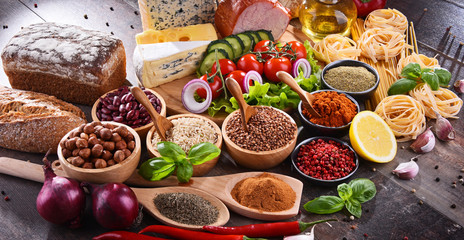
[215,0,291,40]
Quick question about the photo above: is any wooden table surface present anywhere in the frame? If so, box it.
[1,0,463,239]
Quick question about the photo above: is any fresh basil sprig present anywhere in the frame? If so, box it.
[139,142,220,183]
[387,63,451,95]
[304,178,376,218]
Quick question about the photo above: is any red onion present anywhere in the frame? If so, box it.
[292,58,311,78]
[82,182,139,229]
[36,150,86,228]
[182,79,212,113]
[243,70,263,93]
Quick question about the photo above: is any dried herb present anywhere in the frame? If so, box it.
[324,66,376,92]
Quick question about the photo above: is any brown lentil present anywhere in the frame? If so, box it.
[324,66,376,92]
[225,107,297,152]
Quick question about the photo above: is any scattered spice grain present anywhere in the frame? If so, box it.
[324,66,376,92]
[34,3,37,8]
[106,22,109,27]
[1,191,4,195]
[84,14,88,19]
[154,192,218,226]
[435,165,439,169]
[411,189,416,193]
[403,237,409,240]
[302,91,357,127]
[458,175,463,179]
[372,168,377,172]
[4,196,10,201]
[451,204,456,209]
[110,7,114,11]
[134,11,139,15]
[461,168,464,173]
[226,107,296,152]
[349,215,355,221]
[435,177,440,182]
[130,25,134,29]
[419,200,424,205]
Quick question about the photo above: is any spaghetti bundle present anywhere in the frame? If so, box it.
[397,53,440,77]
[358,28,408,63]
[314,34,361,63]
[409,83,463,119]
[365,8,408,34]
[375,95,426,142]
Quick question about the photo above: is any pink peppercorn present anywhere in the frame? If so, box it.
[296,138,356,180]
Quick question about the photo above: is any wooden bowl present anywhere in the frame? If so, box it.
[57,121,141,184]
[222,106,298,170]
[146,114,223,176]
[91,87,167,139]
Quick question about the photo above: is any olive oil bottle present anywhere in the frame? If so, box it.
[299,0,357,41]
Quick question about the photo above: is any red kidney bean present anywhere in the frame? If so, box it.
[101,107,111,114]
[113,116,124,122]
[113,96,121,106]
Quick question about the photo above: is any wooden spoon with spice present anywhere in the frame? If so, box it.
[130,86,173,141]
[276,71,321,117]
[225,77,258,131]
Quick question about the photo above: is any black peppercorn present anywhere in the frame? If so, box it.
[435,177,440,182]
[451,204,456,209]
[84,14,88,19]
[434,165,439,169]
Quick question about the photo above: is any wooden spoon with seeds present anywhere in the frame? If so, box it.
[277,71,321,117]
[225,77,258,131]
[130,86,173,141]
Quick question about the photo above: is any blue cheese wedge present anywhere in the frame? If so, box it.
[133,41,211,88]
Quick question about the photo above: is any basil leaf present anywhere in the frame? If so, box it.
[400,63,421,79]
[433,67,452,87]
[138,158,176,181]
[349,178,377,203]
[422,71,439,90]
[157,141,186,162]
[176,159,193,183]
[345,198,362,218]
[303,196,345,214]
[187,142,221,165]
[337,183,353,201]
[387,78,417,95]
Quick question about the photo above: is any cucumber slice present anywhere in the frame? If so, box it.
[224,35,244,60]
[206,39,234,60]
[197,49,229,76]
[244,31,262,48]
[236,33,253,54]
[256,29,274,42]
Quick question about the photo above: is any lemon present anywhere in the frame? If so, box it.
[349,111,397,163]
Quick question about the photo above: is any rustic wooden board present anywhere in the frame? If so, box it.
[151,25,313,126]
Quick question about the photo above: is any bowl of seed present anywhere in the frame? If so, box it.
[222,106,298,170]
[146,114,222,177]
[321,59,379,100]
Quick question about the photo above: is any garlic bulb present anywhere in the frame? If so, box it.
[392,160,419,180]
[410,127,435,153]
[434,111,455,141]
[454,79,464,93]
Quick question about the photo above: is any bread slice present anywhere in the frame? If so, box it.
[0,87,86,153]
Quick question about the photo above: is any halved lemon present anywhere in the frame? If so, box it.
[349,111,397,163]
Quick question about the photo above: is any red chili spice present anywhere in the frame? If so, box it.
[295,139,356,180]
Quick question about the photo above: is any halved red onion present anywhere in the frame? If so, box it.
[292,58,311,78]
[182,79,212,113]
[243,70,263,93]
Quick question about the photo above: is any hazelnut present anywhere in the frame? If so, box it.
[88,136,99,146]
[89,133,97,139]
[125,133,134,142]
[113,150,126,163]
[62,148,72,158]
[82,162,93,169]
[65,138,77,150]
[102,122,114,129]
[83,124,95,134]
[100,128,112,140]
[127,140,136,151]
[115,140,127,150]
[101,150,113,160]
[107,160,116,166]
[71,156,85,167]
[72,148,80,157]
[95,159,107,168]
[80,132,89,140]
[114,126,129,137]
[79,148,91,159]
[94,126,104,136]
[111,133,122,142]
[59,140,66,149]
[123,148,132,158]
[91,144,104,157]
[91,158,99,164]
[102,141,115,151]
[76,138,88,149]
[78,124,85,133]
[91,121,102,127]
[70,130,80,138]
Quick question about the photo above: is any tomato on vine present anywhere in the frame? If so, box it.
[264,57,292,83]
[236,54,264,75]
[211,59,237,76]
[286,41,307,61]
[196,74,223,100]
[254,40,276,61]
[227,70,248,92]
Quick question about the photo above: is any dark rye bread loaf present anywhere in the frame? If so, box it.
[1,22,126,105]
[0,87,86,153]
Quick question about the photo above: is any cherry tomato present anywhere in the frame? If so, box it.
[227,70,247,93]
[196,74,223,100]
[236,54,263,75]
[264,57,292,83]
[253,40,276,61]
[211,59,237,76]
[286,41,307,61]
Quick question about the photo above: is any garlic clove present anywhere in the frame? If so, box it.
[410,127,435,153]
[392,160,419,180]
[284,226,315,240]
[454,79,464,93]
[434,111,455,141]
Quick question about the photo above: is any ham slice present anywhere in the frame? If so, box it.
[215,0,291,40]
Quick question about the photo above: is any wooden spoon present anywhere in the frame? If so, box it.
[225,77,258,131]
[130,86,173,141]
[132,186,229,230]
[0,157,303,221]
[276,71,321,117]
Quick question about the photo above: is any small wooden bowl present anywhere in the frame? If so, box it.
[222,106,298,170]
[57,121,141,184]
[146,114,223,177]
[91,87,167,139]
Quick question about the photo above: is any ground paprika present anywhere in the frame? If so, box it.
[302,91,357,127]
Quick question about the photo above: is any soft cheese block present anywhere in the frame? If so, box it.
[136,24,218,44]
[133,41,211,88]
[138,0,218,31]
